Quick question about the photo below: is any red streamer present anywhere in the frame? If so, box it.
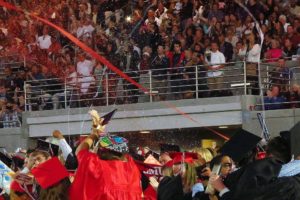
[0,0,229,141]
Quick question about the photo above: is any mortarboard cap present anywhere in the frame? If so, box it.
[12,153,25,170]
[279,131,291,150]
[129,148,145,162]
[36,139,59,157]
[31,157,69,189]
[98,135,129,154]
[280,122,300,158]
[160,144,180,153]
[100,109,117,126]
[219,129,262,163]
[145,150,160,161]
[144,154,162,166]
[0,152,12,167]
[65,153,78,171]
[163,160,174,168]
[169,152,198,164]
[289,122,300,158]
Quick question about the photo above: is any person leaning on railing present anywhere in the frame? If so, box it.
[264,85,286,110]
[245,30,261,95]
[286,84,300,109]
[204,40,226,97]
[0,100,22,128]
[150,45,169,102]
[269,57,292,93]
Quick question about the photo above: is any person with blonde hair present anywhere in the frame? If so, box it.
[192,148,214,165]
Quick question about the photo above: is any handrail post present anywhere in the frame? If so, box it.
[266,64,269,89]
[64,77,67,108]
[243,61,247,95]
[195,65,199,99]
[149,70,153,102]
[288,67,291,92]
[24,81,27,111]
[23,55,26,68]
[106,73,109,106]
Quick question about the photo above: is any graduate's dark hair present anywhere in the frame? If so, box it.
[237,148,258,168]
[39,177,71,200]
[10,190,31,200]
[266,136,290,163]
[98,148,125,161]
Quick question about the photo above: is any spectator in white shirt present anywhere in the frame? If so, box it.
[76,54,95,94]
[279,15,290,32]
[155,2,168,23]
[76,18,95,40]
[246,31,261,63]
[205,41,226,96]
[76,53,94,77]
[145,9,161,27]
[37,27,52,50]
[245,31,261,95]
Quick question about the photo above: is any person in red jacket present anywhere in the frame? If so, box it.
[69,110,142,200]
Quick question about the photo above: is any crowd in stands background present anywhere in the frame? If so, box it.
[0,0,300,126]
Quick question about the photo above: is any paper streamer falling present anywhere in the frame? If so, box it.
[234,0,266,139]
[0,0,229,140]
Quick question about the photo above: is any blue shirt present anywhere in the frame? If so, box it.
[264,96,286,110]
[278,160,300,177]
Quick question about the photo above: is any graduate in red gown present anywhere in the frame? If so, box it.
[69,110,142,200]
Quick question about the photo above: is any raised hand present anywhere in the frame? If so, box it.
[89,109,105,134]
[53,130,64,139]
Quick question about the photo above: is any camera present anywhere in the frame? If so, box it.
[6,104,13,111]
[205,50,211,61]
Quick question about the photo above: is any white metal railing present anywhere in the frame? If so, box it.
[22,60,297,111]
[0,54,26,79]
[0,120,21,128]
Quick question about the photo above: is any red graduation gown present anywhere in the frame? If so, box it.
[69,150,142,200]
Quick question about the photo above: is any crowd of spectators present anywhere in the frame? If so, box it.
[1,111,300,200]
[0,0,300,126]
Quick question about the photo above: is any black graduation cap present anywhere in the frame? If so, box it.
[12,153,25,170]
[280,122,300,158]
[65,153,78,171]
[101,109,117,126]
[219,129,262,163]
[36,139,59,157]
[160,144,180,153]
[129,147,145,162]
[0,151,12,167]
[145,150,160,161]
[290,122,300,158]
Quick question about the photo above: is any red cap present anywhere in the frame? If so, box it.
[169,152,198,164]
[163,160,174,168]
[31,157,69,189]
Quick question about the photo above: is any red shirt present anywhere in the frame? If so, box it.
[69,150,142,200]
[265,48,283,62]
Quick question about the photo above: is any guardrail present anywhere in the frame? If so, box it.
[0,120,21,128]
[22,59,298,111]
[252,65,300,111]
[0,54,26,79]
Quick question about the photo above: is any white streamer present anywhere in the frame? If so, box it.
[234,0,266,138]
